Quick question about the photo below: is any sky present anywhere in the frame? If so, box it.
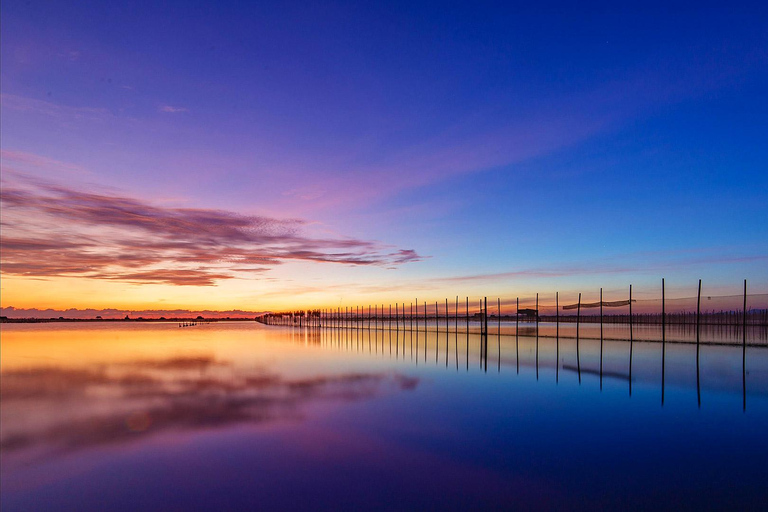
[2,1,767,315]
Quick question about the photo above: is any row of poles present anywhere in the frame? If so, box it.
[261,279,752,348]
[298,287,750,411]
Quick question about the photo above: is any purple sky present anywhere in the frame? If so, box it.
[2,1,767,312]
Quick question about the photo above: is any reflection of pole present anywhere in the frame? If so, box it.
[696,340,701,409]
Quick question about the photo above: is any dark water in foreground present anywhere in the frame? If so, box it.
[2,322,767,510]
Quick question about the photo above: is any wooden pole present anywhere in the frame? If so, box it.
[696,279,701,345]
[515,297,519,375]
[480,299,484,368]
[600,287,603,391]
[455,296,458,335]
[662,279,665,406]
[466,297,469,370]
[743,279,747,346]
[436,301,439,364]
[696,279,701,408]
[662,279,665,341]
[576,292,581,340]
[576,292,582,384]
[743,279,747,411]
[629,285,633,343]
[415,298,418,334]
[498,297,501,373]
[556,292,559,384]
[484,297,488,372]
[534,293,539,380]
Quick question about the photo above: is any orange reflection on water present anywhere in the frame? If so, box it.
[1,322,417,472]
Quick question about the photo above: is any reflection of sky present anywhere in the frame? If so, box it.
[1,356,415,462]
[2,323,768,510]
[2,2,768,310]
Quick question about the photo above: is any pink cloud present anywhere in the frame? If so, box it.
[158,105,188,113]
[0,175,424,286]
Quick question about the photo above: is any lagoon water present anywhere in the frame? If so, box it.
[2,321,767,510]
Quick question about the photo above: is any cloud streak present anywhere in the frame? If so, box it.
[0,175,423,286]
[158,105,188,113]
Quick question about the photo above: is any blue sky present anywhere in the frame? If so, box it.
[1,1,767,311]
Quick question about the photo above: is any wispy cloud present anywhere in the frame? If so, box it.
[158,105,188,113]
[0,149,92,178]
[0,93,108,121]
[0,174,423,286]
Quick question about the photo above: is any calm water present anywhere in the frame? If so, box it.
[2,322,767,510]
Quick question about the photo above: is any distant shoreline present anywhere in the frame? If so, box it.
[0,317,258,323]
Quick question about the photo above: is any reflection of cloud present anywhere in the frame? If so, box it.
[1,356,419,460]
[0,174,423,285]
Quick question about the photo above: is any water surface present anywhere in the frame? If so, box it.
[2,322,767,510]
